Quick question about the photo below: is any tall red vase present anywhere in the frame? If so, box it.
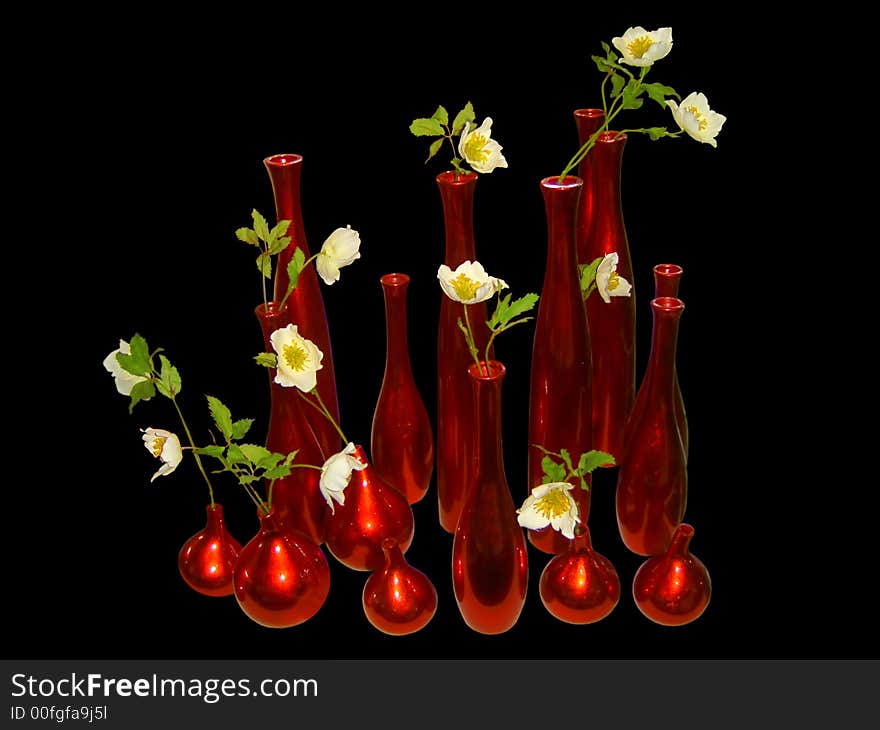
[324,445,414,572]
[576,131,635,461]
[616,297,687,556]
[233,508,331,628]
[574,108,605,264]
[653,264,688,456]
[256,301,327,545]
[452,361,528,634]
[264,154,340,460]
[371,273,434,504]
[436,171,493,533]
[177,503,241,597]
[528,176,593,555]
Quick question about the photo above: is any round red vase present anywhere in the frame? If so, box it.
[633,523,711,626]
[362,538,438,636]
[177,503,241,597]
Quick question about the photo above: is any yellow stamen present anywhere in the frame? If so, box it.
[462,133,490,163]
[608,272,621,291]
[283,342,310,371]
[627,36,654,58]
[534,488,572,520]
[150,436,166,458]
[686,105,708,131]
[449,273,481,301]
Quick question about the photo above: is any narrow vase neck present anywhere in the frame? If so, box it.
[264,154,310,300]
[470,361,506,479]
[593,132,626,218]
[643,297,684,402]
[654,264,683,299]
[668,523,695,556]
[437,171,477,266]
[541,177,582,285]
[255,302,291,385]
[205,503,225,529]
[381,274,412,378]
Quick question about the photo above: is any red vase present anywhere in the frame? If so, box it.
[616,297,687,555]
[633,523,710,625]
[653,264,688,456]
[233,508,331,628]
[362,538,438,636]
[436,171,493,533]
[452,361,528,634]
[574,108,605,264]
[177,503,242,597]
[256,301,327,545]
[528,176,593,555]
[264,153,341,460]
[324,444,415,571]
[370,273,434,504]
[539,525,620,624]
[577,131,635,461]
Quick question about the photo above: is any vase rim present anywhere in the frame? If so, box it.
[541,175,582,190]
[206,503,223,514]
[652,296,685,313]
[654,263,683,278]
[380,272,410,287]
[674,523,695,540]
[574,108,605,119]
[436,170,478,186]
[264,153,303,167]
[254,300,288,319]
[597,130,627,143]
[467,359,506,381]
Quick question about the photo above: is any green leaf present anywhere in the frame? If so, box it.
[431,105,449,126]
[263,464,292,480]
[452,102,475,135]
[621,82,644,110]
[646,126,670,141]
[116,333,152,376]
[578,450,616,473]
[592,54,616,74]
[128,380,155,413]
[286,247,307,295]
[425,137,444,164]
[579,257,603,296]
[643,82,678,107]
[195,445,226,458]
[240,443,272,467]
[235,227,259,246]
[231,418,254,441]
[252,209,270,242]
[238,474,258,485]
[156,354,182,398]
[541,456,567,484]
[256,252,272,279]
[495,293,539,328]
[254,352,277,368]
[268,235,292,256]
[409,117,444,137]
[226,444,247,465]
[610,73,626,99]
[274,219,292,237]
[284,449,299,465]
[558,448,574,474]
[488,293,512,330]
[601,40,617,63]
[206,395,233,441]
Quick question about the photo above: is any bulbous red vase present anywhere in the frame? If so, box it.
[616,297,687,556]
[539,525,620,624]
[453,361,528,634]
[256,301,327,545]
[177,503,242,597]
[633,523,710,626]
[528,176,593,555]
[653,264,688,456]
[371,273,434,504]
[233,508,331,628]
[436,171,493,532]
[362,538,438,636]
[264,153,340,460]
[324,445,414,572]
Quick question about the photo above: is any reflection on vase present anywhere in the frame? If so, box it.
[177,503,241,598]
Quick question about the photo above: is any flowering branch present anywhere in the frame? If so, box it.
[235,209,293,313]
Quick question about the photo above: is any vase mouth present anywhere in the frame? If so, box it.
[597,130,627,143]
[254,300,288,319]
[652,296,685,313]
[380,272,410,288]
[541,175,582,190]
[574,108,604,119]
[436,170,478,186]
[206,503,223,514]
[654,263,683,278]
[264,153,303,168]
[467,359,506,381]
[675,523,695,540]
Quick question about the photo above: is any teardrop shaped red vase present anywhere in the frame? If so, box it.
[324,445,414,571]
[452,361,528,634]
[177,503,242,597]
[539,525,620,624]
[633,523,710,626]
[233,509,331,628]
[371,273,434,504]
[362,538,438,635]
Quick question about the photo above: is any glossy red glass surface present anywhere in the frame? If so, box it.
[177,503,242,597]
[371,273,434,504]
[233,509,331,628]
[574,109,605,265]
[256,301,327,545]
[264,154,340,460]
[436,171,493,532]
[452,361,528,634]
[528,176,593,555]
[653,264,688,456]
[324,445,414,572]
[362,538,438,635]
[577,131,635,460]
[539,525,620,624]
[616,297,687,555]
[633,523,710,625]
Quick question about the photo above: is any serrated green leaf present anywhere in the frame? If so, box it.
[577,450,616,474]
[431,105,449,125]
[558,449,575,474]
[226,443,246,465]
[452,102,475,135]
[580,257,603,295]
[206,395,233,441]
[611,73,626,99]
[251,209,270,242]
[240,443,272,466]
[646,127,670,141]
[128,380,155,413]
[236,227,259,246]
[274,219,292,237]
[643,82,678,107]
[541,456,567,484]
[622,83,644,110]
[284,450,299,465]
[238,474,258,485]
[286,247,307,295]
[256,252,272,279]
[117,334,152,376]
[268,235,292,256]
[409,118,445,136]
[255,352,277,368]
[592,54,616,74]
[488,293,511,330]
[263,464,292,480]
[195,445,226,458]
[425,137,444,164]
[231,418,254,440]
[156,354,182,398]
[496,293,539,328]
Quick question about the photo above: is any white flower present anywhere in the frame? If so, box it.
[666,92,726,148]
[595,252,633,304]
[437,260,508,304]
[102,339,150,397]
[611,26,673,67]
[316,225,362,286]
[269,324,324,392]
[319,442,367,513]
[458,117,508,174]
[517,482,580,539]
[141,428,183,482]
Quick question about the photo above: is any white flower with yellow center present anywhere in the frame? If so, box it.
[595,252,633,304]
[141,427,183,482]
[458,118,508,174]
[319,443,368,513]
[437,260,508,304]
[611,26,673,67]
[316,225,362,286]
[102,339,150,397]
[667,92,726,148]
[269,324,324,392]
[517,482,580,539]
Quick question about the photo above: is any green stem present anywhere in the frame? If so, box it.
[170,395,215,506]
[299,389,348,445]
[262,244,269,314]
[278,253,320,311]
[462,305,486,375]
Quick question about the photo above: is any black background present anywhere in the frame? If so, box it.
[8,10,865,662]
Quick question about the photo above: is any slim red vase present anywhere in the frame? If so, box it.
[616,297,687,556]
[436,171,493,533]
[371,273,434,504]
[264,154,340,460]
[177,503,241,597]
[574,108,605,264]
[324,445,415,572]
[256,301,327,545]
[653,264,688,456]
[452,361,528,634]
[528,176,593,555]
[577,131,635,461]
[633,523,711,626]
